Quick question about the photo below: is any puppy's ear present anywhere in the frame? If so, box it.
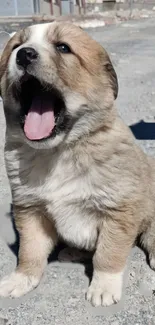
[101,50,118,100]
[0,32,16,96]
[0,32,16,95]
[105,59,118,100]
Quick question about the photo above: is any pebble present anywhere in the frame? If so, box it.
[130,271,135,278]
[111,321,120,325]
[52,273,57,279]
[0,318,9,325]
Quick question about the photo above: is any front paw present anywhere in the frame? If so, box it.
[0,271,40,298]
[86,270,123,307]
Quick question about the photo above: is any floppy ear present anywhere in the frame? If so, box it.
[0,31,16,96]
[100,49,118,100]
[105,59,118,100]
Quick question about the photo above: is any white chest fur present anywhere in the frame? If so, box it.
[5,144,99,250]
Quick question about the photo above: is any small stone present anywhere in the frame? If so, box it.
[111,321,119,325]
[52,273,57,279]
[37,314,42,319]
[130,271,135,278]
[0,318,9,325]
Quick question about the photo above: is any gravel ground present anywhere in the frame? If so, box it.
[0,17,155,325]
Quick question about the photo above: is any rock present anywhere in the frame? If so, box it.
[130,271,135,278]
[0,318,9,325]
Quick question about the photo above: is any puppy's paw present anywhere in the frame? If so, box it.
[0,271,39,298]
[58,247,92,262]
[86,271,123,307]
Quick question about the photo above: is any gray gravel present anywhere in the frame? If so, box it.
[0,17,155,325]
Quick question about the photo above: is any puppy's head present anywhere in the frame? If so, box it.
[0,22,118,149]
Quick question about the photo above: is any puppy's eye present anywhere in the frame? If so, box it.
[56,43,71,54]
[12,44,20,51]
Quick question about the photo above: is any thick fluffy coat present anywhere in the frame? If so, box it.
[0,22,154,306]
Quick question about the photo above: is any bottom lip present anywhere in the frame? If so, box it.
[15,76,67,141]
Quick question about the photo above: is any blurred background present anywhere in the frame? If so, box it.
[0,0,154,19]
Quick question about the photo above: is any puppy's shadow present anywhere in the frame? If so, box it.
[129,120,155,140]
[8,205,93,282]
[8,203,19,257]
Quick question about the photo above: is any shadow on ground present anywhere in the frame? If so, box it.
[130,120,155,140]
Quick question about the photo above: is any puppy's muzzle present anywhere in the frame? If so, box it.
[16,47,38,69]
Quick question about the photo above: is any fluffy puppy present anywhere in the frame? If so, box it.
[0,22,154,307]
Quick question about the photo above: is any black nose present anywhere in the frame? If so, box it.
[16,47,38,69]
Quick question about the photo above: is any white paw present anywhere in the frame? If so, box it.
[58,247,92,262]
[0,271,39,298]
[86,270,123,307]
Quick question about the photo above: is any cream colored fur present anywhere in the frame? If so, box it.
[0,22,155,307]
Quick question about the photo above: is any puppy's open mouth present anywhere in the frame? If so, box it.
[17,76,66,141]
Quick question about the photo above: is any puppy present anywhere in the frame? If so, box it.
[0,22,154,307]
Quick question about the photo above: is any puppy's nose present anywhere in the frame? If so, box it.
[16,47,38,69]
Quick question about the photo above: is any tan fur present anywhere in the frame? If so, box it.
[14,205,57,277]
[0,29,28,83]
[0,22,155,306]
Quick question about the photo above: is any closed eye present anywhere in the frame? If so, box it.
[55,43,71,54]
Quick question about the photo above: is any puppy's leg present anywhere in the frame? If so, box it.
[87,216,135,307]
[0,206,57,298]
[140,222,155,270]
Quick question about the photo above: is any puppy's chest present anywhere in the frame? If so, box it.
[38,161,98,250]
[45,170,98,250]
[6,147,99,250]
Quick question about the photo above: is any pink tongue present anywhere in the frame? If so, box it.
[24,96,55,140]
